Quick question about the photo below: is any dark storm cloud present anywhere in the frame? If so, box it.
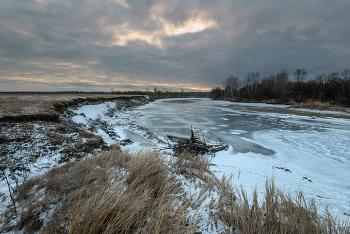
[0,0,350,91]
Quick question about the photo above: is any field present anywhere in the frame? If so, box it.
[0,93,147,122]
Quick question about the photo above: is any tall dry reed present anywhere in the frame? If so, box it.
[3,148,349,233]
[212,176,350,233]
[68,150,198,234]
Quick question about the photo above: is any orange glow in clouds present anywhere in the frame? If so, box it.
[100,3,217,48]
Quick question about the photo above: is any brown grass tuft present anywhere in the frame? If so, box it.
[46,131,64,145]
[55,123,66,132]
[173,152,212,174]
[289,100,349,113]
[171,152,216,189]
[69,150,197,234]
[108,143,122,151]
[83,136,104,153]
[79,130,98,139]
[17,205,44,233]
[296,101,330,110]
[15,176,41,202]
[4,149,197,233]
[212,177,350,233]
[85,137,103,146]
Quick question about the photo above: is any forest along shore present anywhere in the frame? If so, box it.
[208,97,350,120]
[0,94,148,197]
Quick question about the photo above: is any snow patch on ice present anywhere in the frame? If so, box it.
[72,115,88,125]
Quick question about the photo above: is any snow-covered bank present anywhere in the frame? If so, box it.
[288,106,350,116]
[0,96,148,199]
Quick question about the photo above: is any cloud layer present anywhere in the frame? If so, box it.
[1,0,349,91]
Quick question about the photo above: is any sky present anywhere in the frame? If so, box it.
[0,0,350,92]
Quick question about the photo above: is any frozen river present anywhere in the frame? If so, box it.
[129,98,350,219]
[72,98,350,220]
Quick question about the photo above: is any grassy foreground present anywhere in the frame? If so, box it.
[1,148,349,233]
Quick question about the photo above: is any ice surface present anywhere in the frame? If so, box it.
[72,115,87,125]
[129,98,350,220]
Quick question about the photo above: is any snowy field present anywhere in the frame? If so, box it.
[69,98,350,221]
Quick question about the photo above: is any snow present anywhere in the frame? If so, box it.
[128,98,350,222]
[2,97,350,232]
[34,98,350,222]
[73,102,116,119]
[289,107,350,115]
[0,123,64,196]
[72,115,88,125]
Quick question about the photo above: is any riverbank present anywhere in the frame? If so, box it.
[211,97,350,119]
[0,94,148,198]
[0,93,147,122]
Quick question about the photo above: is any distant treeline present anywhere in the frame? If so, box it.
[209,68,350,105]
[0,90,209,99]
[113,88,209,99]
[0,91,109,94]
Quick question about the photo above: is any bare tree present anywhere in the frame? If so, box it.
[244,72,252,98]
[222,78,229,97]
[227,76,235,98]
[314,73,326,84]
[233,76,241,97]
[253,72,260,90]
[341,68,350,81]
[276,70,289,98]
[294,68,307,83]
[223,75,241,98]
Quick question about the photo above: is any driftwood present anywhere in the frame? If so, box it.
[166,128,228,156]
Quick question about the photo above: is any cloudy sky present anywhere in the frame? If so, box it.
[1,0,349,91]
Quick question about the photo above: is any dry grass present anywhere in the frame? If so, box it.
[172,152,212,173]
[2,149,125,233]
[17,204,44,233]
[171,152,217,190]
[46,131,64,145]
[75,132,105,153]
[2,149,198,233]
[0,93,145,118]
[2,149,349,233]
[289,101,350,113]
[79,130,99,138]
[69,150,197,234]
[211,176,350,233]
[15,176,41,202]
[85,137,104,147]
[291,101,330,110]
[55,123,66,132]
